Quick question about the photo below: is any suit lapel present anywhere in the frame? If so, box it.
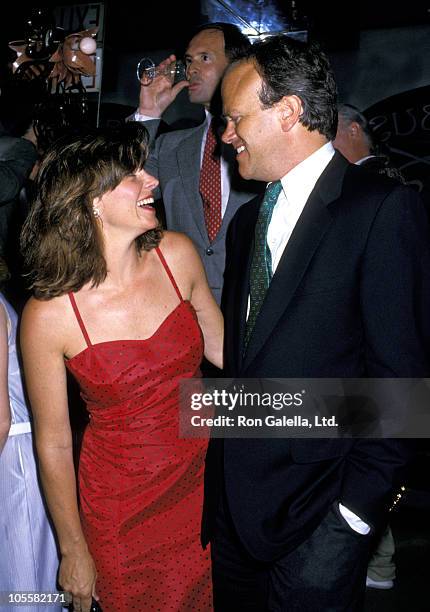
[232,197,262,372]
[176,120,264,247]
[177,123,208,243]
[219,141,239,234]
[242,152,348,371]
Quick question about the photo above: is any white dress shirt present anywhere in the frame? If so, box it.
[134,109,230,217]
[267,141,335,273]
[246,143,334,312]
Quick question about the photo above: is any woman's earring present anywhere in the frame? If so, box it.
[93,205,101,218]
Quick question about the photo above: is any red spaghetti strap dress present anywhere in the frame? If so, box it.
[65,247,212,611]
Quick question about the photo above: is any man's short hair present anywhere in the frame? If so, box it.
[231,35,338,141]
[337,103,375,153]
[193,22,251,61]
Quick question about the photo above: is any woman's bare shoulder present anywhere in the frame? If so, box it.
[23,294,68,318]
[158,231,199,261]
[21,294,72,339]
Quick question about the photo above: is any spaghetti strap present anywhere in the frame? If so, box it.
[155,246,183,302]
[68,293,92,347]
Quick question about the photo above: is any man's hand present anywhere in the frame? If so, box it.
[138,54,189,118]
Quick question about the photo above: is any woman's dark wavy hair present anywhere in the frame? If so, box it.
[235,35,338,141]
[21,123,162,299]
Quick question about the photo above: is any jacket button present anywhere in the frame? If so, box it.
[205,247,214,256]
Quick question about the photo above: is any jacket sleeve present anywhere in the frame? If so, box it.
[341,185,430,528]
[0,136,37,204]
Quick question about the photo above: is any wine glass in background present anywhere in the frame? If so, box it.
[136,57,187,86]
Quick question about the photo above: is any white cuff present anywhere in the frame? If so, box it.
[338,502,371,534]
[133,111,161,122]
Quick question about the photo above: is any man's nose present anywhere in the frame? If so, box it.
[222,120,236,145]
[186,60,198,77]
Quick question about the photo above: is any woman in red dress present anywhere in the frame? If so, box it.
[20,124,222,612]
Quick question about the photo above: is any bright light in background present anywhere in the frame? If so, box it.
[201,0,308,42]
[241,24,263,37]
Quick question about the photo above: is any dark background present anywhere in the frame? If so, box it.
[0,2,429,184]
[1,1,430,55]
[1,3,429,199]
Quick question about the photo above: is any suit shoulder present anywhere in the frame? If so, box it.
[341,164,427,225]
[157,123,203,147]
[345,162,404,192]
[344,163,417,204]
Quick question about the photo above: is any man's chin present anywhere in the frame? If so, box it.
[237,164,253,182]
[188,92,205,105]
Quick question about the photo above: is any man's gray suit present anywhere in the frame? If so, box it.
[143,118,262,304]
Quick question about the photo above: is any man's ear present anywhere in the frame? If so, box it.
[279,95,303,132]
[349,121,361,139]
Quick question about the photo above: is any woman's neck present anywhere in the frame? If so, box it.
[102,238,147,290]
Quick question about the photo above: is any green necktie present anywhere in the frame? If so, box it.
[244,180,283,351]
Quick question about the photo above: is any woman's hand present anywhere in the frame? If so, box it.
[59,548,98,612]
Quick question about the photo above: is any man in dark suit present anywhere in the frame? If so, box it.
[202,35,430,610]
[133,23,262,304]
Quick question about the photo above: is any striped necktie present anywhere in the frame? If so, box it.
[244,180,283,351]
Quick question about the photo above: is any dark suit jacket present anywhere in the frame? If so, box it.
[143,118,262,304]
[0,133,37,204]
[203,152,430,561]
[0,132,37,257]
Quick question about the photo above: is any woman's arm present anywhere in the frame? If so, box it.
[21,297,97,612]
[170,235,224,369]
[0,304,11,454]
[191,267,224,369]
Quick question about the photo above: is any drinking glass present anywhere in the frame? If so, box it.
[136,57,187,86]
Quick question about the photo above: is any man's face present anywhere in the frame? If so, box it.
[184,29,229,107]
[222,61,284,182]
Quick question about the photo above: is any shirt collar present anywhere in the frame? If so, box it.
[356,154,375,165]
[204,109,213,126]
[279,141,336,210]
